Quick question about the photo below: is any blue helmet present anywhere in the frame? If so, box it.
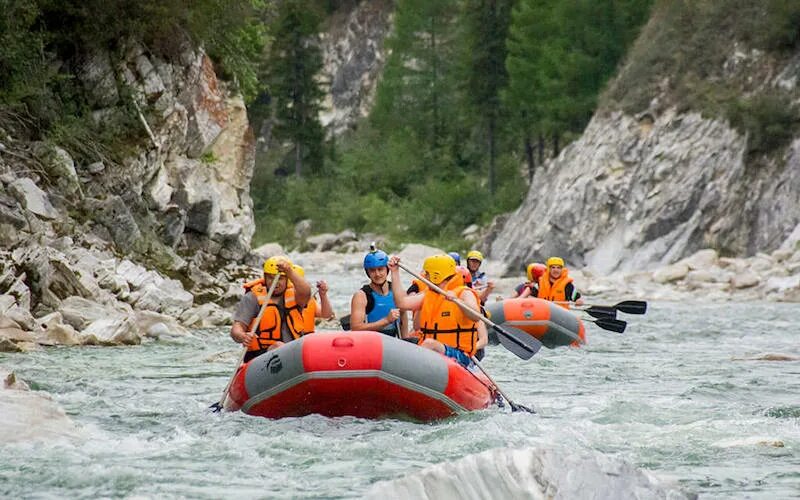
[363,250,389,270]
[447,252,461,266]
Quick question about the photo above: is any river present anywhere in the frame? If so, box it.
[1,270,798,498]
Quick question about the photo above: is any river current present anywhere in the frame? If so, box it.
[1,271,798,498]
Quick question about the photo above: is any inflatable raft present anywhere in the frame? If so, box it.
[485,297,586,348]
[226,331,496,421]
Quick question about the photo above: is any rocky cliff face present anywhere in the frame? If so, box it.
[319,0,393,135]
[0,40,256,347]
[489,51,800,277]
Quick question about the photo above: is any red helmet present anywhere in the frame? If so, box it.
[456,266,472,287]
[526,263,547,282]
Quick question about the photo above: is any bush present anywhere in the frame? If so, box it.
[726,94,800,156]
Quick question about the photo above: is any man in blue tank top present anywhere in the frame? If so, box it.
[349,250,408,338]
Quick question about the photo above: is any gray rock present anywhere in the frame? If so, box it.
[85,196,142,253]
[8,178,59,220]
[81,317,141,346]
[653,263,689,284]
[79,49,120,108]
[87,161,105,174]
[252,242,286,259]
[731,272,760,289]
[294,219,312,239]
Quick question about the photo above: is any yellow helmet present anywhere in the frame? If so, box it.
[546,257,565,268]
[466,250,484,262]
[423,254,457,285]
[263,255,292,275]
[291,264,305,277]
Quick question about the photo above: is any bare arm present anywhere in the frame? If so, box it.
[230,321,254,345]
[281,261,311,307]
[315,281,334,319]
[388,259,424,311]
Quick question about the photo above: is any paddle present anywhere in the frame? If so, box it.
[582,316,627,333]
[558,300,648,315]
[471,357,535,413]
[395,261,542,360]
[210,275,280,413]
[583,305,617,319]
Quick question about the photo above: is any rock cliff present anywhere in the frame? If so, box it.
[489,35,800,278]
[0,40,255,348]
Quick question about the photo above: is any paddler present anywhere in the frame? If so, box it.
[389,254,488,368]
[230,256,311,362]
[350,249,408,338]
[535,257,584,307]
[512,262,546,298]
[465,250,494,304]
[292,264,334,334]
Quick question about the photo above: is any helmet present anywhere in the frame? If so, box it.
[456,265,472,286]
[546,257,565,268]
[466,250,484,262]
[423,254,456,285]
[526,263,547,281]
[447,252,461,265]
[363,250,389,270]
[292,264,305,278]
[264,255,292,275]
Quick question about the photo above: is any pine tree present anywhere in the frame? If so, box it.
[461,0,513,195]
[268,0,325,176]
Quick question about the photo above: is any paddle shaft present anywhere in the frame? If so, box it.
[214,276,280,411]
[471,357,534,413]
[397,262,501,332]
[395,261,541,357]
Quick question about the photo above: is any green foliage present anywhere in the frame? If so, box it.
[760,0,800,50]
[726,94,800,156]
[505,0,652,143]
[267,0,326,176]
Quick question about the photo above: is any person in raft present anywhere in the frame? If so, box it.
[388,254,488,368]
[292,264,334,334]
[534,257,584,307]
[350,249,408,338]
[230,256,311,362]
[465,250,494,304]
[512,262,547,298]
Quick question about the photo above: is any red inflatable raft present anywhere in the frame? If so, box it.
[485,297,586,348]
[225,331,496,421]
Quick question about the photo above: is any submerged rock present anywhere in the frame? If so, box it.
[0,369,79,443]
[364,446,694,500]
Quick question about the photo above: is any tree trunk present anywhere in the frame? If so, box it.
[524,134,535,182]
[488,117,496,195]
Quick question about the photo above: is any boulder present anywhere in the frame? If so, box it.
[133,279,194,316]
[0,369,79,443]
[306,233,340,251]
[31,143,81,196]
[8,178,59,220]
[179,302,231,328]
[81,317,141,345]
[680,249,719,270]
[731,272,760,289]
[35,312,82,346]
[252,242,286,260]
[85,196,142,253]
[397,243,446,274]
[652,262,689,284]
[59,296,126,330]
[135,310,191,339]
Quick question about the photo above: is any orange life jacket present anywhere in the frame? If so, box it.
[246,282,305,352]
[538,269,573,308]
[418,279,480,356]
[302,297,318,333]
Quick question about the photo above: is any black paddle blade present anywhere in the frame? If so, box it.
[493,324,542,360]
[584,306,616,319]
[509,401,536,413]
[209,402,223,413]
[594,317,627,333]
[614,300,647,315]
